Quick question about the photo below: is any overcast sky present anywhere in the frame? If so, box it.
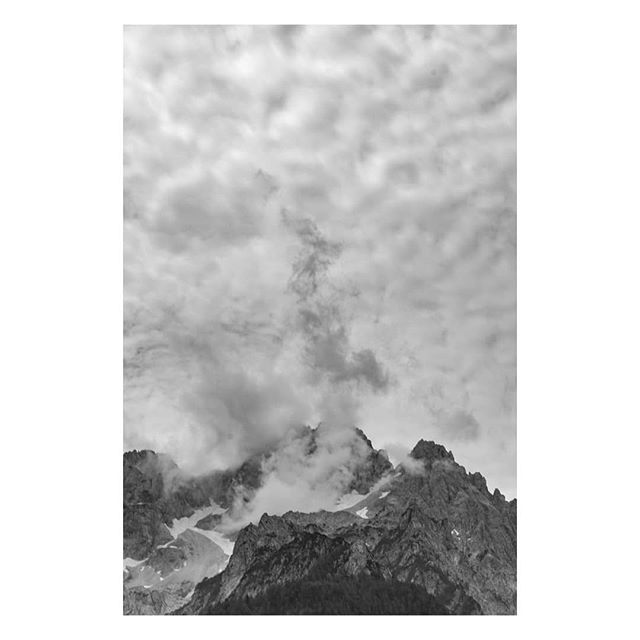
[124,25,516,497]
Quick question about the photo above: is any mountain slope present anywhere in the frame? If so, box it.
[123,425,395,614]
[177,440,516,615]
[209,575,450,615]
[123,529,228,615]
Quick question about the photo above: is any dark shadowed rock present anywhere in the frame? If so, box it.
[349,428,394,493]
[410,439,454,463]
[195,513,224,530]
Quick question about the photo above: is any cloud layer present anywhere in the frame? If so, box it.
[124,26,516,496]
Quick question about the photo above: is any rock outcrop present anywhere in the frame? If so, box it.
[178,440,516,615]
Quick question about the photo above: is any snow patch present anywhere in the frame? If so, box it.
[378,491,390,499]
[356,507,369,519]
[193,527,235,559]
[168,502,225,538]
[123,557,145,570]
[333,491,370,511]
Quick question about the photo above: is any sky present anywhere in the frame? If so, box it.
[124,25,516,498]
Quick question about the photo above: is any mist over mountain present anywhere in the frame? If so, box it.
[124,427,515,615]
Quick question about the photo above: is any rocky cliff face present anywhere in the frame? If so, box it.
[350,428,393,492]
[123,449,263,559]
[123,425,396,614]
[177,440,516,615]
[124,529,228,615]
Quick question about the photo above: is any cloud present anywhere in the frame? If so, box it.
[339,348,389,391]
[223,424,378,528]
[124,26,516,497]
[286,214,390,395]
[442,410,481,441]
[285,214,342,300]
[150,168,264,252]
[383,442,426,476]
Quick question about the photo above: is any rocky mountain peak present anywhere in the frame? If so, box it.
[409,439,455,463]
[354,427,373,448]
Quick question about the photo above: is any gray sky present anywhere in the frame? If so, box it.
[124,25,516,497]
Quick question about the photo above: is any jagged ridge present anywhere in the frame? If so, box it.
[177,440,516,615]
[123,425,395,613]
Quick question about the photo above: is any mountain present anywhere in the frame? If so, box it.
[123,424,394,614]
[124,450,221,559]
[175,439,516,615]
[124,430,516,615]
[123,449,264,613]
[123,426,391,559]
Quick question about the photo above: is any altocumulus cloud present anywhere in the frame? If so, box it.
[124,26,516,497]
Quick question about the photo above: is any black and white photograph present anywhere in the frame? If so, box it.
[123,25,516,615]
[5,1,640,636]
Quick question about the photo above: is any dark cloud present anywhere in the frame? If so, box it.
[299,305,389,392]
[286,214,389,395]
[444,410,481,441]
[284,213,342,301]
